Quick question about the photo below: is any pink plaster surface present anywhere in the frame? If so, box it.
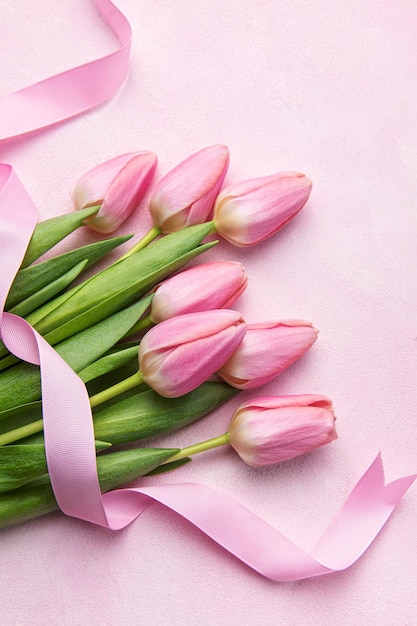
[0,1,416,623]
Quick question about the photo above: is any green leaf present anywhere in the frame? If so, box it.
[0,297,152,413]
[20,205,100,268]
[32,223,217,342]
[8,259,88,318]
[1,236,132,365]
[45,244,214,345]
[0,447,178,528]
[0,382,237,449]
[6,234,131,310]
[0,402,42,439]
[79,345,140,383]
[93,382,239,445]
[145,457,191,475]
[97,447,178,491]
[0,445,47,492]
[0,347,142,441]
[57,296,151,372]
[85,358,142,399]
[0,441,111,493]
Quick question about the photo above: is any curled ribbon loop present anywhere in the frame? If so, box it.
[0,1,415,581]
[0,0,131,141]
[0,163,415,580]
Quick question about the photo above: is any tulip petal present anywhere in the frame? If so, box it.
[85,152,158,233]
[149,145,229,232]
[140,309,243,352]
[71,152,142,211]
[142,323,246,397]
[214,172,312,247]
[150,262,248,323]
[218,321,318,389]
[237,394,334,412]
[139,309,246,397]
[229,395,336,466]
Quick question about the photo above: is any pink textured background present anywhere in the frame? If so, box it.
[1,1,416,623]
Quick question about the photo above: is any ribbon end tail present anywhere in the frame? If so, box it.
[384,473,417,505]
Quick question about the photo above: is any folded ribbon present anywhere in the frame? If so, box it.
[0,1,415,581]
[0,0,131,141]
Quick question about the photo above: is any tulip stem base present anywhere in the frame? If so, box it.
[89,371,144,407]
[163,433,230,464]
[125,313,154,336]
[120,226,161,259]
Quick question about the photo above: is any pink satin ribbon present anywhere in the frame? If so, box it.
[0,2,415,581]
[0,0,131,141]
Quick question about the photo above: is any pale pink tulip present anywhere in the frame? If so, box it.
[148,145,229,232]
[150,262,248,323]
[217,320,318,389]
[139,309,246,397]
[213,171,312,246]
[71,151,158,233]
[228,395,337,466]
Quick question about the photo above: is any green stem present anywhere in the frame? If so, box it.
[0,371,145,445]
[164,432,230,464]
[124,313,154,336]
[89,371,144,407]
[119,226,161,259]
[0,419,44,446]
[116,220,216,261]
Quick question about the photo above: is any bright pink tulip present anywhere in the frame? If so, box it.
[213,171,312,247]
[150,262,248,323]
[148,145,229,232]
[228,395,337,466]
[71,151,158,233]
[217,320,318,389]
[138,309,246,397]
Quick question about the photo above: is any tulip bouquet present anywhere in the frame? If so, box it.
[0,145,337,528]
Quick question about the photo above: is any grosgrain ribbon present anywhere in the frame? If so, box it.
[0,0,131,141]
[0,2,415,581]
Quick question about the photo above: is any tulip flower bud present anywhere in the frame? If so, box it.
[148,145,229,233]
[71,151,158,233]
[213,171,312,247]
[228,395,337,466]
[217,320,318,389]
[138,309,246,397]
[150,262,248,324]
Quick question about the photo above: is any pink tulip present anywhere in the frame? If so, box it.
[217,320,318,389]
[71,151,158,233]
[228,395,337,466]
[138,309,246,397]
[148,145,229,232]
[150,262,248,323]
[213,171,312,247]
